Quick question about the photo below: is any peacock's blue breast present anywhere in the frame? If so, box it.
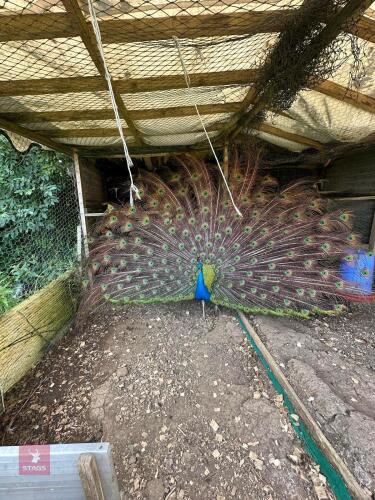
[194,270,211,301]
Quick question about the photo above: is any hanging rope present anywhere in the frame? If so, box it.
[173,36,243,218]
[87,0,140,206]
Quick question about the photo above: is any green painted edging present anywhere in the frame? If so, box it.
[237,314,351,500]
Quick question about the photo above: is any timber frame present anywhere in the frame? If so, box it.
[0,0,374,157]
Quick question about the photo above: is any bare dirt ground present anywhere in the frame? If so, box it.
[252,302,375,497]
[0,302,332,500]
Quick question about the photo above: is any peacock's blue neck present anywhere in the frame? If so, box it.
[194,266,211,301]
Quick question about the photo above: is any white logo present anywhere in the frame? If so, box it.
[29,449,41,464]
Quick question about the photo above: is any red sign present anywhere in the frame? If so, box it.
[19,445,50,475]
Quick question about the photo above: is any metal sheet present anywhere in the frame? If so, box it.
[0,442,120,500]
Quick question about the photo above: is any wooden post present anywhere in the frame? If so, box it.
[73,151,89,258]
[0,386,4,415]
[78,453,105,500]
[223,140,229,179]
[144,156,153,171]
[369,210,375,253]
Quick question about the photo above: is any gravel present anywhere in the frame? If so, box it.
[0,302,333,499]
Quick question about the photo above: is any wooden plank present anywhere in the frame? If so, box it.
[4,109,115,123]
[350,14,375,43]
[46,123,221,137]
[131,102,240,119]
[1,9,373,44]
[369,210,375,253]
[61,0,144,146]
[0,13,76,42]
[238,312,372,500]
[0,69,256,97]
[78,454,105,500]
[255,123,325,150]
[0,74,373,125]
[2,102,240,123]
[99,10,291,44]
[0,76,106,97]
[48,127,131,138]
[327,195,375,200]
[314,80,375,114]
[79,158,107,212]
[76,142,219,157]
[0,116,73,155]
[0,10,291,43]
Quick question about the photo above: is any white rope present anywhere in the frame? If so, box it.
[87,0,140,206]
[173,36,243,218]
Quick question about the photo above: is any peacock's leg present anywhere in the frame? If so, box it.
[201,300,205,320]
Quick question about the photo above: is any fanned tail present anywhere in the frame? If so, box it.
[82,152,360,318]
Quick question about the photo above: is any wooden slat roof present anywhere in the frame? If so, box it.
[0,0,374,156]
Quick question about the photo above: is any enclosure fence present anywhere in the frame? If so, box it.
[0,136,80,401]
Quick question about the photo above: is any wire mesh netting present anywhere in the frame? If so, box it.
[0,134,80,315]
[0,0,373,153]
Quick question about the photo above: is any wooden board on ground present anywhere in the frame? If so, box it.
[238,312,371,500]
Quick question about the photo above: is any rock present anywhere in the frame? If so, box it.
[145,479,165,499]
[254,459,263,471]
[210,419,219,432]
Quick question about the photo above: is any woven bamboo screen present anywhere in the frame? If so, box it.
[0,0,374,155]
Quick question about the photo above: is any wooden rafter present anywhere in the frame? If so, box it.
[0,9,373,44]
[353,14,375,43]
[0,70,256,97]
[0,10,290,43]
[0,116,73,155]
[1,102,241,124]
[39,123,324,155]
[35,123,222,138]
[253,123,325,150]
[60,0,144,146]
[1,70,373,119]
[314,80,375,114]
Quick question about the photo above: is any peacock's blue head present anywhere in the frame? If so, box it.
[197,260,203,271]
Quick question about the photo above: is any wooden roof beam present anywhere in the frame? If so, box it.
[313,80,375,114]
[253,123,325,150]
[1,9,373,44]
[1,71,373,117]
[0,70,256,97]
[0,10,290,43]
[1,102,241,124]
[34,123,222,138]
[60,0,144,146]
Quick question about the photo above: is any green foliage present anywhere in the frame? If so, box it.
[0,273,17,315]
[0,136,72,240]
[0,135,79,313]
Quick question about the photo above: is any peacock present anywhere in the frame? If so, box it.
[83,152,361,319]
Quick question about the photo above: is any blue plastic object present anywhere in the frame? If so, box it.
[341,249,375,294]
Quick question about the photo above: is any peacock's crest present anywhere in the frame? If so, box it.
[83,153,360,318]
